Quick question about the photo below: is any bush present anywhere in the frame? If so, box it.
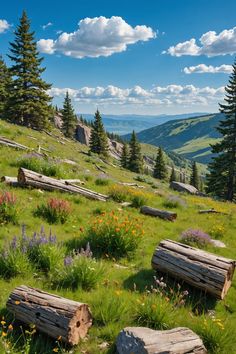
[163,195,186,209]
[180,228,212,248]
[15,156,63,177]
[95,178,110,186]
[83,211,143,258]
[108,185,129,203]
[0,191,18,224]
[130,190,148,208]
[50,244,104,290]
[109,185,148,207]
[35,198,71,224]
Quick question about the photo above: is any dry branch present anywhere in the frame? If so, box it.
[7,285,92,345]
[152,239,235,299]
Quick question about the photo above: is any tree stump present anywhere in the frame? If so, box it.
[140,206,177,221]
[6,285,92,345]
[116,327,207,354]
[152,239,235,299]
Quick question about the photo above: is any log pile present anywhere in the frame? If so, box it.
[17,168,108,201]
[6,285,92,345]
[152,239,235,299]
[140,205,177,221]
[116,326,207,354]
[0,136,29,150]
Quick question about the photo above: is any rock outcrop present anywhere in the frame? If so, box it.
[170,181,199,195]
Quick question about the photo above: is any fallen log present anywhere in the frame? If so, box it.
[6,285,92,345]
[141,206,177,221]
[199,209,227,215]
[95,164,107,174]
[116,327,207,354]
[0,136,29,150]
[118,182,145,189]
[17,168,108,202]
[152,239,235,299]
[2,176,85,186]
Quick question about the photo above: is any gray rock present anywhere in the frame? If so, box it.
[170,181,199,195]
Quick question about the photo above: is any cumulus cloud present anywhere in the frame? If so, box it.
[42,22,53,30]
[48,83,225,108]
[37,16,156,58]
[0,19,10,33]
[184,64,232,74]
[164,26,236,57]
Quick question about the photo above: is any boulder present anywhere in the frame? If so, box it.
[170,181,199,195]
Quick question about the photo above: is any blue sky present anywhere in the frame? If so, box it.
[1,0,236,115]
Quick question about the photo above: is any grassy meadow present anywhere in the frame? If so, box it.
[0,120,236,353]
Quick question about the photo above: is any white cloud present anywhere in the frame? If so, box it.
[184,64,232,74]
[42,22,53,30]
[0,19,10,33]
[37,16,156,58]
[48,83,225,108]
[164,27,236,57]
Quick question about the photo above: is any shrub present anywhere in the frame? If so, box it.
[163,195,186,209]
[130,190,148,208]
[209,224,225,239]
[95,177,110,186]
[0,191,18,224]
[15,156,63,177]
[50,243,103,290]
[0,245,31,279]
[83,211,143,258]
[180,229,212,247]
[108,185,129,203]
[109,185,148,207]
[35,198,71,224]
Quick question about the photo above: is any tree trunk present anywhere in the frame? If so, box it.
[17,168,108,201]
[152,239,235,299]
[6,285,92,345]
[116,327,207,354]
[141,206,177,221]
[0,136,29,150]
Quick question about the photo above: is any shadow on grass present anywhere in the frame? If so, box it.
[123,269,156,292]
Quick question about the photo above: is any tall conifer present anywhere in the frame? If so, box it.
[170,165,177,182]
[62,92,77,138]
[121,143,129,168]
[6,10,52,129]
[89,110,109,156]
[153,147,168,180]
[128,131,143,173]
[0,56,11,118]
[207,59,236,201]
[190,161,200,189]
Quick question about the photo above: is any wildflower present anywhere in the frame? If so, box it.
[15,301,20,305]
[64,256,73,267]
[151,304,157,310]
[57,335,62,341]
[52,348,59,352]
[1,321,6,326]
[115,290,122,296]
[1,331,7,337]
[8,324,13,331]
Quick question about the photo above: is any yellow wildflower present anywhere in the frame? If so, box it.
[52,348,59,353]
[1,321,6,326]
[1,332,7,337]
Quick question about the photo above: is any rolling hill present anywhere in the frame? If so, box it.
[124,113,223,164]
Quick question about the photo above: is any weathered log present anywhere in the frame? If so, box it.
[95,164,106,174]
[0,136,29,150]
[116,327,207,354]
[6,285,92,345]
[1,176,84,186]
[199,209,226,215]
[170,181,198,195]
[152,239,235,299]
[17,168,108,202]
[118,182,145,189]
[141,206,177,221]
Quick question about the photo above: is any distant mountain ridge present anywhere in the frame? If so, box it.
[79,112,209,135]
[123,113,223,164]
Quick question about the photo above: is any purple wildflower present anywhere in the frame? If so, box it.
[64,256,73,267]
[181,229,212,247]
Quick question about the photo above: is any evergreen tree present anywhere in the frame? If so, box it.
[61,92,77,138]
[0,56,11,118]
[6,10,52,129]
[89,110,109,156]
[190,161,200,189]
[153,147,168,180]
[207,59,236,201]
[128,131,143,173]
[169,165,177,182]
[121,143,129,168]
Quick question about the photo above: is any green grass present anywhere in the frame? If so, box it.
[0,119,236,353]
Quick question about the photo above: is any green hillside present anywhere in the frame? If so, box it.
[0,120,236,353]
[126,113,223,164]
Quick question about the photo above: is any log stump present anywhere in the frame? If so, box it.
[152,239,235,299]
[116,326,207,354]
[6,285,92,345]
[140,206,177,221]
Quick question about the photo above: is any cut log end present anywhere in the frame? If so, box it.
[68,304,93,345]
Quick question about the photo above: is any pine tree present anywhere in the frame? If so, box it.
[121,143,129,168]
[190,161,200,189]
[89,110,109,156]
[0,56,11,118]
[6,10,52,129]
[153,147,168,180]
[128,131,143,173]
[61,92,77,138]
[169,165,177,182]
[207,59,236,201]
